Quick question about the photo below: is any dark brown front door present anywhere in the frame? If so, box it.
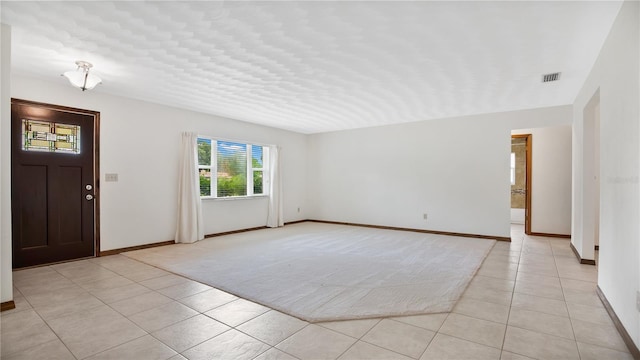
[11,99,99,268]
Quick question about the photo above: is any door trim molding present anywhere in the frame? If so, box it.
[11,98,101,258]
[512,134,532,235]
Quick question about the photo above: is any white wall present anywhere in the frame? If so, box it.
[307,106,571,238]
[510,209,525,224]
[513,125,572,235]
[1,24,13,304]
[577,91,601,260]
[594,102,601,247]
[10,75,308,251]
[572,0,639,347]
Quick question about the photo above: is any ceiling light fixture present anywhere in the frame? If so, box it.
[62,60,102,91]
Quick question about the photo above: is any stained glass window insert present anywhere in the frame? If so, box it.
[22,119,81,154]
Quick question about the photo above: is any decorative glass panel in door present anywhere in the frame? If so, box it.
[22,119,81,154]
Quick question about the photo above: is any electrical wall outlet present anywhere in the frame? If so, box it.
[297,207,301,213]
[423,213,428,220]
[105,173,118,182]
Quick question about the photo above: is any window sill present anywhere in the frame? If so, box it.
[201,195,268,201]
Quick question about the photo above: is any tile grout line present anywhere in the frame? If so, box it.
[149,282,274,357]
[44,258,219,359]
[146,313,231,356]
[430,238,519,354]
[432,238,518,354]
[250,346,292,360]
[505,232,601,359]
[224,310,308,357]
[20,296,80,360]
[316,324,362,360]
[316,317,381,359]
[264,319,311,353]
[345,317,431,359]
[386,317,438,359]
[497,228,544,359]
[18,264,102,360]
[52,260,154,360]
[414,315,446,359]
[499,230,521,357]
[411,312,451,356]
[554,246,583,360]
[176,327,236,358]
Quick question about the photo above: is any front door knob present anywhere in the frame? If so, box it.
[86,194,94,201]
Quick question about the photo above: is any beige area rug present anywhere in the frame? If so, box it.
[124,222,495,322]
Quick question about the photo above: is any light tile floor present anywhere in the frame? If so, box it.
[0,225,633,360]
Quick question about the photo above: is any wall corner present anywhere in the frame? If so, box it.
[1,23,13,303]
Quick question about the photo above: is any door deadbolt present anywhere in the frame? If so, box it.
[86,184,93,191]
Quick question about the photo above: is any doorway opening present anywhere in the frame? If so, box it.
[11,99,100,268]
[511,134,532,235]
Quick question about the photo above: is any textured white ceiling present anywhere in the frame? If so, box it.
[1,1,622,134]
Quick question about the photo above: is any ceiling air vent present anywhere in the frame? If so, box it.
[542,72,561,83]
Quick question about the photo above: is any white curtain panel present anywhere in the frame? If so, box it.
[175,132,204,243]
[267,145,284,227]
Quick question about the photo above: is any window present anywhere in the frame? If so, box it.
[197,137,268,198]
[510,152,516,185]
